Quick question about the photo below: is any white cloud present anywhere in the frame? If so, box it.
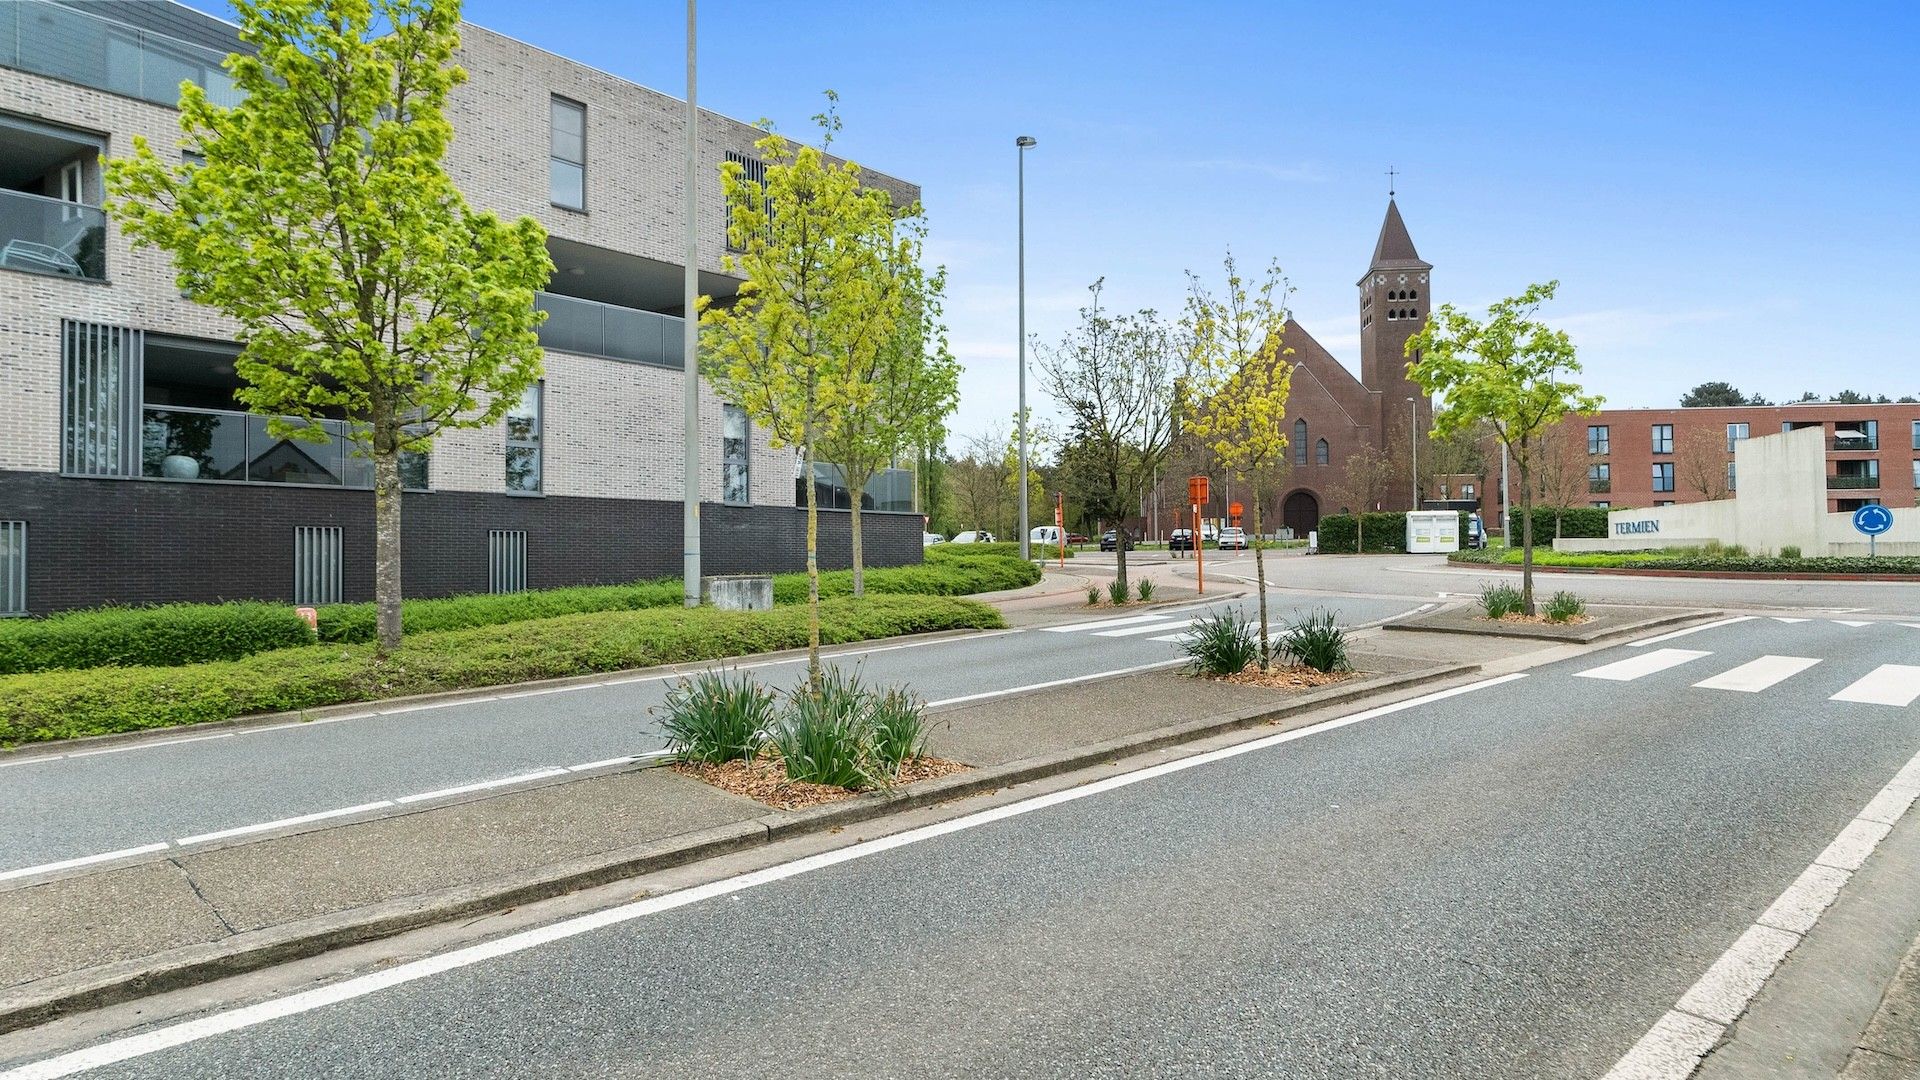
[1544,307,1734,349]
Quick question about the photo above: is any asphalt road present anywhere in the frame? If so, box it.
[0,592,1419,878]
[21,616,1919,1078]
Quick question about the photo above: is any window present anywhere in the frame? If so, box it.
[1727,461,1737,492]
[722,404,750,505]
[1914,461,1919,489]
[1463,484,1475,498]
[488,530,528,594]
[1293,420,1308,465]
[506,383,542,493]
[1588,425,1609,455]
[723,151,770,252]
[0,521,23,616]
[1655,500,1675,507]
[1590,501,1610,509]
[1652,462,1675,492]
[1315,438,1329,466]
[293,526,342,606]
[1726,422,1749,452]
[1588,463,1610,493]
[1912,420,1920,451]
[1652,424,1674,454]
[549,97,585,210]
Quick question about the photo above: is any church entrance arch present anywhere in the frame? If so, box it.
[1282,490,1321,538]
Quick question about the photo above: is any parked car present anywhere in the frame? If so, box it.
[922,532,945,547]
[1218,527,1248,550]
[1465,513,1487,550]
[1099,529,1135,552]
[1168,528,1194,552]
[1030,525,1065,548]
[1066,532,1090,545]
[949,530,996,544]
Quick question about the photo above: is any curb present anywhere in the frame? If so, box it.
[0,661,1475,1034]
[1381,607,1717,645]
[1443,560,1920,583]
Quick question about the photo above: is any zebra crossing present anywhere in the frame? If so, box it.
[1040,612,1203,642]
[1573,646,1920,707]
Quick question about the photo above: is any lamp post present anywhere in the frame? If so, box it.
[680,0,701,607]
[1016,134,1036,559]
[1406,396,1418,510]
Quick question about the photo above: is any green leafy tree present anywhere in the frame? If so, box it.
[105,0,551,652]
[816,213,959,595]
[1407,281,1602,615]
[1037,281,1178,600]
[1328,443,1395,552]
[701,97,898,684]
[1680,381,1769,407]
[1181,253,1293,667]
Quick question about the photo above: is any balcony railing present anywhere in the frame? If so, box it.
[0,189,105,279]
[0,0,241,108]
[141,405,426,489]
[535,291,684,369]
[1830,435,1878,452]
[1827,474,1880,490]
[1588,478,1612,494]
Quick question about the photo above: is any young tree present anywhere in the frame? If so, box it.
[1329,443,1397,553]
[1531,422,1591,538]
[702,100,899,685]
[815,213,959,595]
[1407,281,1602,615]
[1181,254,1293,667]
[1676,425,1731,501]
[1036,280,1178,600]
[105,0,551,653]
[946,426,1016,537]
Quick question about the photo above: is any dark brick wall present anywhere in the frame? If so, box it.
[0,471,923,614]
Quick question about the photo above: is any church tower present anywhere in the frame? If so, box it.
[1357,198,1433,476]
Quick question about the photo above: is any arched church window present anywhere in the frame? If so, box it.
[1293,420,1309,465]
[1316,438,1330,466]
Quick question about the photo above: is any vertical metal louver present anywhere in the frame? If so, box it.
[292,526,342,606]
[60,320,143,477]
[488,530,527,594]
[0,521,25,616]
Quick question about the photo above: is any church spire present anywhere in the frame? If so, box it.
[1370,198,1425,268]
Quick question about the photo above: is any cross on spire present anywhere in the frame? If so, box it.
[1386,166,1398,198]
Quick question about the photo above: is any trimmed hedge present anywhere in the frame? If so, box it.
[1450,548,1920,576]
[0,595,1003,746]
[1506,506,1612,540]
[773,555,1040,605]
[315,581,684,642]
[930,541,1072,560]
[0,603,314,676]
[1315,511,1473,554]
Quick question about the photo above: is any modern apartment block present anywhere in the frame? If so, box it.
[0,0,922,616]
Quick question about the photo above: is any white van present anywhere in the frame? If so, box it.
[1030,525,1064,548]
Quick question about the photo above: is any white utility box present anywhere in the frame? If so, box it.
[1405,510,1460,554]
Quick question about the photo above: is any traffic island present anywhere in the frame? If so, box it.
[1382,602,1712,645]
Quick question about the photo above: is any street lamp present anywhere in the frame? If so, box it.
[1016,134,1036,559]
[1406,396,1419,510]
[680,0,701,607]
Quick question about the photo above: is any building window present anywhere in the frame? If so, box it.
[550,97,586,210]
[1914,461,1920,489]
[1293,419,1308,465]
[506,383,542,493]
[1652,424,1674,454]
[1912,420,1920,451]
[1726,422,1749,452]
[1835,420,1879,451]
[1315,438,1330,466]
[0,521,23,616]
[489,530,528,594]
[1652,462,1675,492]
[1727,461,1737,492]
[1462,484,1475,498]
[1588,463,1610,493]
[1655,500,1675,507]
[722,404,750,505]
[1590,501,1610,509]
[293,526,342,606]
[1588,425,1609,455]
[723,151,770,252]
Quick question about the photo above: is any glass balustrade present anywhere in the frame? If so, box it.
[0,189,105,279]
[535,291,683,368]
[141,406,424,489]
[0,0,241,108]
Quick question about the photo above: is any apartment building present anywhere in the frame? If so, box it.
[0,0,922,615]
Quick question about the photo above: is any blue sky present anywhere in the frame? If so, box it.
[202,1,1920,442]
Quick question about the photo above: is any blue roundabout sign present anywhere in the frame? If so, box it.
[1852,504,1894,536]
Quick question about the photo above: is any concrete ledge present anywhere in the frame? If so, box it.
[0,661,1474,1035]
[1446,560,1920,583]
[1382,604,1715,645]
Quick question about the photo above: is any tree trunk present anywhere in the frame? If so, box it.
[373,443,404,654]
[849,487,865,598]
[1355,514,1364,555]
[1114,522,1129,602]
[1518,453,1536,617]
[1251,493,1270,671]
[803,419,822,689]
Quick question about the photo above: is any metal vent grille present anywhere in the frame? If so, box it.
[61,320,143,476]
[488,530,527,594]
[292,526,342,606]
[0,521,25,616]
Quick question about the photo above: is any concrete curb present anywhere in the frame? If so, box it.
[1443,560,1920,583]
[1381,606,1717,645]
[0,661,1475,1034]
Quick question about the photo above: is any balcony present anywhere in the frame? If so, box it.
[1830,435,1878,452]
[141,406,426,489]
[0,188,104,279]
[0,0,241,108]
[1588,479,1611,494]
[535,291,684,369]
[1827,473,1880,490]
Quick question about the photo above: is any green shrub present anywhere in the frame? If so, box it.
[0,596,1002,747]
[1278,610,1350,673]
[0,602,315,675]
[1086,586,1101,606]
[773,669,875,789]
[1108,579,1129,605]
[1506,506,1612,541]
[1182,612,1257,676]
[770,554,1039,605]
[1480,582,1525,619]
[1449,549,1920,576]
[1137,578,1155,602]
[657,670,775,764]
[1543,591,1586,623]
[1316,511,1475,554]
[1779,545,1802,560]
[867,685,933,779]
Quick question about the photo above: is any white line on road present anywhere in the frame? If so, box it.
[1627,616,1756,647]
[0,673,1528,1079]
[566,756,644,773]
[927,659,1190,707]
[0,844,171,884]
[1093,619,1195,638]
[1574,649,1712,682]
[1039,614,1170,634]
[1831,620,1876,628]
[1770,617,1811,624]
[1691,656,1821,693]
[392,769,569,805]
[175,802,395,847]
[1830,665,1920,707]
[66,732,236,758]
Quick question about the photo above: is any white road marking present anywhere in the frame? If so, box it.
[1040,614,1174,634]
[1830,665,1920,707]
[0,673,1527,1080]
[392,769,569,805]
[1692,656,1821,693]
[566,756,641,773]
[0,844,172,884]
[1603,744,1920,1080]
[1094,619,1196,638]
[1627,616,1756,647]
[1575,649,1712,682]
[928,659,1189,707]
[66,732,236,759]
[1904,623,1920,630]
[175,803,395,847]
[1770,617,1811,624]
[1831,620,1876,628]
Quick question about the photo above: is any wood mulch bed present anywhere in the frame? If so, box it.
[1213,665,1358,691]
[1482,613,1593,626]
[670,754,969,811]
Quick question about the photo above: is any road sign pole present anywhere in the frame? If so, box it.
[1194,503,1203,595]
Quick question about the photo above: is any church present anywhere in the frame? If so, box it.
[1262,198,1435,537]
